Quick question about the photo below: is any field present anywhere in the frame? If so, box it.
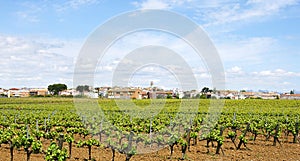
[0,98,300,161]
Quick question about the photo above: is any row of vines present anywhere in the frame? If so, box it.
[0,98,299,160]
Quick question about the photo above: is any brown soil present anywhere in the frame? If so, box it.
[1,134,300,161]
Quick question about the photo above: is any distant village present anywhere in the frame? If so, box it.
[0,85,299,100]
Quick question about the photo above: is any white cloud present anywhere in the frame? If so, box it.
[1,32,298,91]
[101,65,114,72]
[68,0,100,9]
[131,0,299,27]
[55,0,102,12]
[197,73,211,78]
[0,34,76,88]
[132,0,193,10]
[227,66,243,75]
[129,0,299,91]
[223,65,300,91]
[247,0,298,11]
[252,69,300,77]
[217,37,276,63]
[132,0,170,9]
[16,11,40,23]
[16,0,103,22]
[15,2,44,22]
[196,0,300,26]
[92,30,208,89]
[0,36,32,54]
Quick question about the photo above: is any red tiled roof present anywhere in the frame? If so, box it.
[282,94,300,97]
[9,88,19,90]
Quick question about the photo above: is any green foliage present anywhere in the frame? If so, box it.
[44,131,58,140]
[77,138,100,148]
[55,127,64,133]
[190,132,198,139]
[227,131,236,139]
[201,87,211,93]
[238,134,247,144]
[48,83,67,95]
[0,98,300,160]
[64,134,74,143]
[21,135,34,149]
[200,94,207,99]
[204,128,224,145]
[32,130,44,140]
[32,140,42,153]
[178,137,187,146]
[167,134,179,145]
[45,142,68,161]
[76,85,90,94]
[166,94,172,99]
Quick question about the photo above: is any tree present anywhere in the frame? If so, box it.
[201,87,213,94]
[76,85,90,95]
[201,87,209,93]
[95,87,100,96]
[290,90,295,94]
[48,84,67,95]
[201,87,212,99]
[213,87,217,94]
[166,94,172,99]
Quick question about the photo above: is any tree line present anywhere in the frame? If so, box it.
[47,84,90,96]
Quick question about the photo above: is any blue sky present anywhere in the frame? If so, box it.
[0,0,300,92]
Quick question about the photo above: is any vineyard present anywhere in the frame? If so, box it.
[0,98,300,160]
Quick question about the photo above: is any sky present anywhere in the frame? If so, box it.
[0,0,300,92]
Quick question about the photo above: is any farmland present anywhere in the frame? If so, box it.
[0,98,300,160]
